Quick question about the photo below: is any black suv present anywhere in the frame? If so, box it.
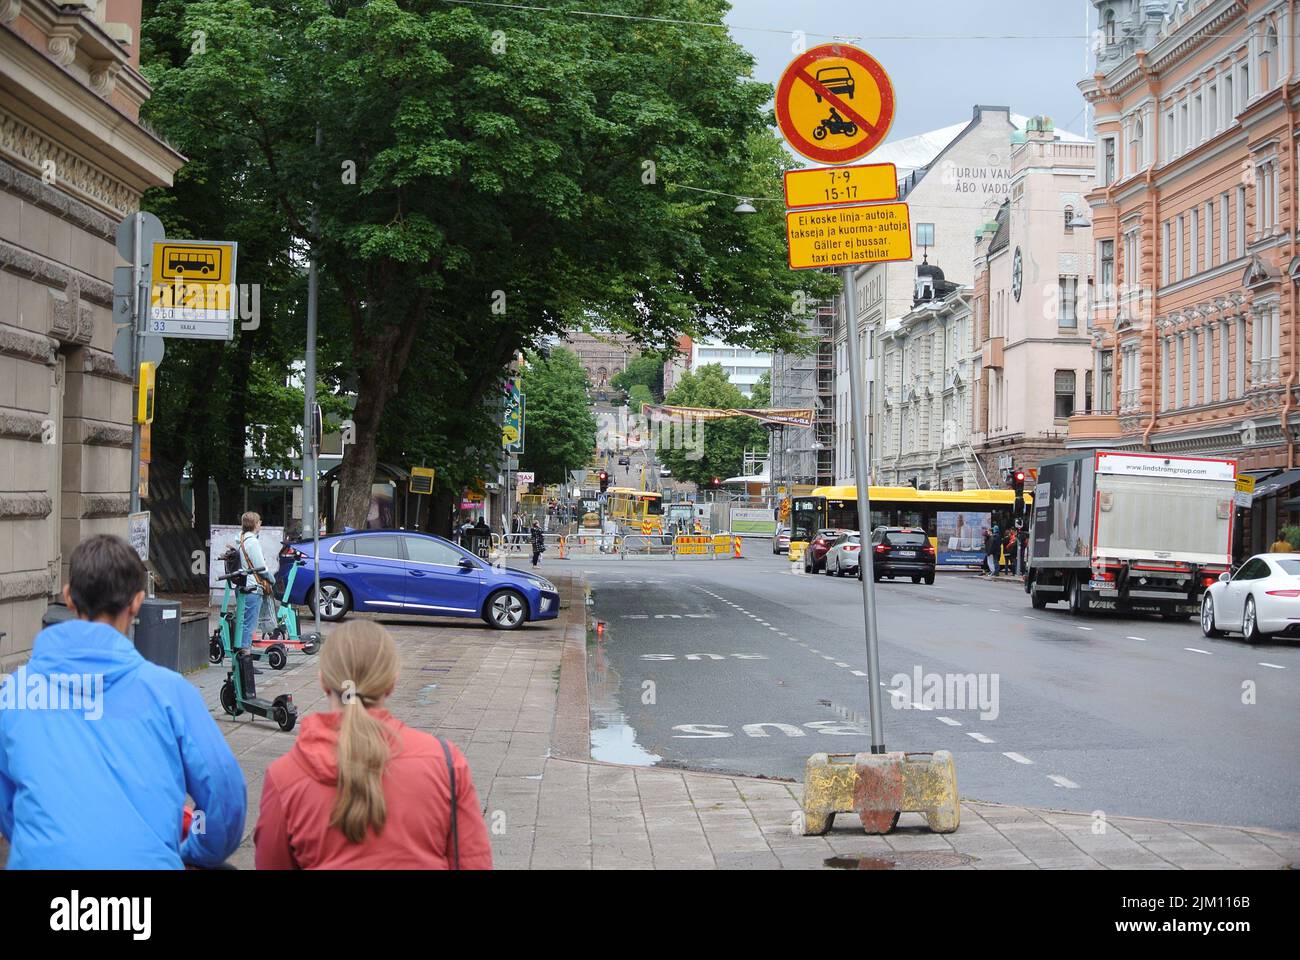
[868,527,936,584]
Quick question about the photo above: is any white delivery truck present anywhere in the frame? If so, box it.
[1025,450,1236,619]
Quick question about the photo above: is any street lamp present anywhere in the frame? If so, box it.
[733,198,757,214]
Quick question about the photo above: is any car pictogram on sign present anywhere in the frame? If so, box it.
[814,66,855,101]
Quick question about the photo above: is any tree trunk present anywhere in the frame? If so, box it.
[428,488,455,538]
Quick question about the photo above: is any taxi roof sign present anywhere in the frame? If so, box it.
[775,44,896,165]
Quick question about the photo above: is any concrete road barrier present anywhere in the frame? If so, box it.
[799,750,959,836]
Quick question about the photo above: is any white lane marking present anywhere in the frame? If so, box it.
[821,655,835,661]
[851,670,867,677]
[987,608,1001,613]
[1184,647,1212,655]
[756,620,769,625]
[1259,662,1286,669]
[1076,625,1093,631]
[1047,775,1080,789]
[887,688,907,698]
[1023,615,1040,621]
[1126,636,1147,642]
[936,716,961,726]
[834,661,849,668]
[967,732,995,744]
[1002,752,1034,765]
[909,702,933,711]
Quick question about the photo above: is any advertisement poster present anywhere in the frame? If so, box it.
[208,525,285,599]
[728,507,777,537]
[936,510,990,567]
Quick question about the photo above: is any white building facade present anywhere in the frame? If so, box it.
[690,339,772,398]
[831,106,1088,484]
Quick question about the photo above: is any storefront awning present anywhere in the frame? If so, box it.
[1249,468,1300,500]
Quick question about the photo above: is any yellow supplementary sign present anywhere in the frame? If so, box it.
[1236,475,1256,494]
[149,240,238,337]
[786,201,912,270]
[136,361,155,424]
[783,163,898,209]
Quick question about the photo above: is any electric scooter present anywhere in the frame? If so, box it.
[208,564,292,671]
[214,568,298,731]
[258,546,323,657]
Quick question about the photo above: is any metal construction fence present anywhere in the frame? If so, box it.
[483,532,744,560]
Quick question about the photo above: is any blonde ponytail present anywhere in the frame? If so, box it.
[318,621,400,843]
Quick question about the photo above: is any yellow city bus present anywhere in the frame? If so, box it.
[791,485,1031,568]
[606,487,664,534]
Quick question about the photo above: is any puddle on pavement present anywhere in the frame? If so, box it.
[825,851,978,870]
[825,856,896,870]
[587,622,662,766]
[417,683,439,704]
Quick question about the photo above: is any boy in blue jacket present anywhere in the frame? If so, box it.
[0,534,246,869]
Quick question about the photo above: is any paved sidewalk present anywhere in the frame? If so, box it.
[4,568,1296,869]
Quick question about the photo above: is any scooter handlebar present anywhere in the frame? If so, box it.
[216,566,266,583]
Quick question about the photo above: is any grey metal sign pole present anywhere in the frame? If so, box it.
[304,125,322,637]
[840,265,886,753]
[129,212,145,513]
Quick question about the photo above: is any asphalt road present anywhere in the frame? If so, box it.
[584,551,1300,832]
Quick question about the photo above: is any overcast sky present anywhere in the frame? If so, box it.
[724,0,1096,141]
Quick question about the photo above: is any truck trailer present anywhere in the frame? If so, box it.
[1025,450,1236,619]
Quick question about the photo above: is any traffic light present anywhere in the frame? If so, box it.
[1011,468,1026,516]
[598,470,609,492]
[708,476,722,489]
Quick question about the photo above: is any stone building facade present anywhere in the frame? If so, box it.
[1,0,183,668]
[1074,0,1300,550]
[559,329,637,393]
[971,119,1097,484]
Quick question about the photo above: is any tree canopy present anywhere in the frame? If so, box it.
[139,0,834,533]
[655,364,768,486]
[518,349,597,485]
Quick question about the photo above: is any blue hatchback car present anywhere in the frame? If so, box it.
[287,530,559,630]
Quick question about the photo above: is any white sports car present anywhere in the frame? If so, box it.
[1201,552,1300,642]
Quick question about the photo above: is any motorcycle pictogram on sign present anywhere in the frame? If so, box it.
[774,44,896,166]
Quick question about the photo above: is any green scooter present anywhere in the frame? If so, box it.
[208,561,292,671]
[214,567,297,731]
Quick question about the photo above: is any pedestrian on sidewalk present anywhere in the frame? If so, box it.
[237,512,273,652]
[0,534,246,868]
[530,521,545,567]
[983,527,1000,577]
[254,621,492,869]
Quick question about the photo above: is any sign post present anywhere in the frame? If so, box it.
[776,42,899,755]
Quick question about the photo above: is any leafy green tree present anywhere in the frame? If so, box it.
[517,349,597,485]
[656,364,767,487]
[611,355,664,400]
[749,371,772,408]
[140,0,836,534]
[628,384,655,411]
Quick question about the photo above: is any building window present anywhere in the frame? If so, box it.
[1160,337,1170,411]
[1220,193,1229,262]
[1225,72,1234,120]
[1161,221,1170,285]
[1099,350,1113,413]
[1190,208,1199,274]
[1174,335,1184,408]
[1104,10,1116,45]
[1208,83,1218,135]
[1103,138,1116,185]
[1235,315,1246,396]
[1059,276,1078,328]
[1084,370,1093,414]
[1263,24,1278,90]
[1179,102,1188,153]
[1204,201,1214,267]
[1236,185,1246,256]
[1204,325,1214,403]
[915,222,935,247]
[1100,240,1115,299]
[1064,205,1074,231]
[1239,62,1249,104]
[1175,214,1184,281]
[1220,323,1230,402]
[1055,370,1076,419]
[1190,329,1199,406]
[1132,116,1144,169]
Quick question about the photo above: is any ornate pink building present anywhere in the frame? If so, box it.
[1075,0,1300,551]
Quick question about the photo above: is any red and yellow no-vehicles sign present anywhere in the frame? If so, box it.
[775,44,895,165]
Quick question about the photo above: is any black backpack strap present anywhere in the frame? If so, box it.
[437,736,460,870]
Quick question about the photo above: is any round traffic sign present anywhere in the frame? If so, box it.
[775,44,896,165]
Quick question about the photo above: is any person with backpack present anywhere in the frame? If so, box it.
[236,512,273,652]
[0,534,246,868]
[253,621,492,869]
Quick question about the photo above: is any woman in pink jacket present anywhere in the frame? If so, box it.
[254,621,492,869]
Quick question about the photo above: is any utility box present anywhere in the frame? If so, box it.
[132,598,183,671]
